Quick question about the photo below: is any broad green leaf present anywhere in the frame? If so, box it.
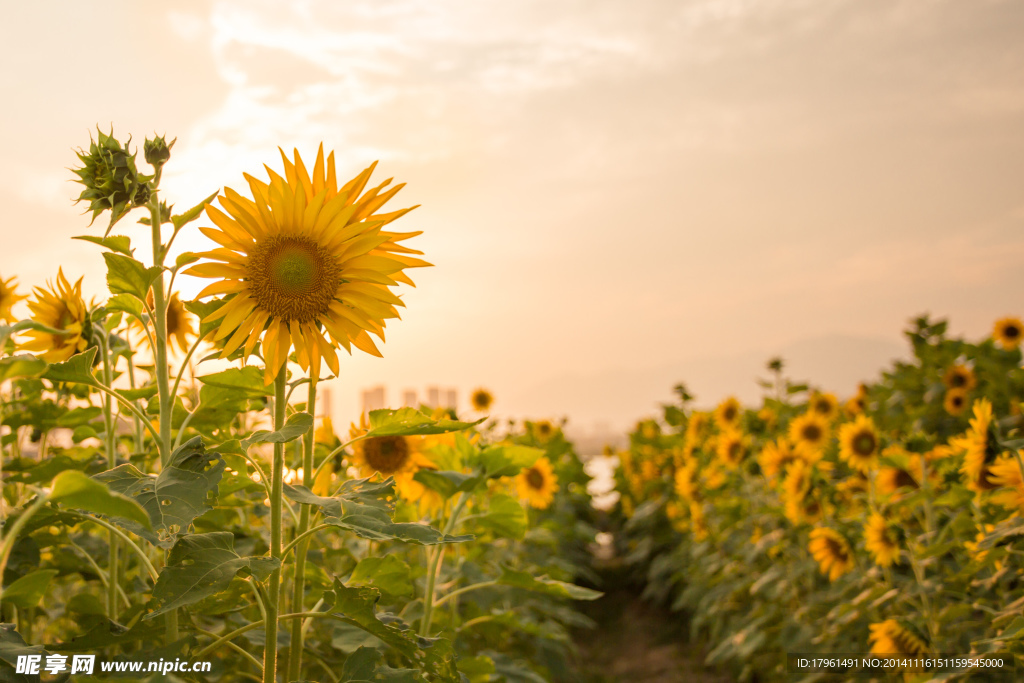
[497,566,602,601]
[147,532,279,619]
[94,436,224,545]
[197,366,272,399]
[73,234,132,255]
[54,619,164,652]
[105,293,145,318]
[457,654,497,683]
[0,569,59,608]
[473,494,527,540]
[4,454,94,485]
[349,555,414,599]
[366,408,483,437]
[173,252,199,270]
[184,299,227,339]
[103,252,162,301]
[49,470,152,530]
[412,470,483,499]
[42,347,98,384]
[56,406,102,427]
[241,412,313,450]
[325,582,460,681]
[0,623,46,668]
[0,354,47,382]
[0,320,62,351]
[340,646,422,682]
[477,445,543,478]
[170,190,219,230]
[284,480,473,546]
[116,384,159,401]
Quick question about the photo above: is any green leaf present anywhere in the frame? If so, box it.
[4,454,94,485]
[116,384,159,401]
[197,366,273,399]
[184,299,227,339]
[94,436,224,546]
[53,618,163,652]
[73,234,132,255]
[173,252,199,271]
[340,646,422,682]
[56,406,102,428]
[349,555,414,599]
[0,623,46,669]
[284,480,473,546]
[366,408,483,437]
[49,470,152,530]
[0,320,63,351]
[170,190,219,231]
[0,354,47,382]
[102,252,162,301]
[325,582,460,681]
[42,347,98,384]
[0,569,59,608]
[477,445,543,478]
[473,494,528,540]
[105,293,145,319]
[412,470,483,499]
[497,566,602,601]
[241,412,313,450]
[146,532,279,619]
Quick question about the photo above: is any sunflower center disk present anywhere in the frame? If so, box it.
[364,436,410,475]
[247,236,341,322]
[526,468,545,490]
[853,433,876,456]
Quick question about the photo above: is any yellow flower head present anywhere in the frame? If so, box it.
[348,415,435,502]
[186,146,429,383]
[689,501,708,541]
[685,411,710,443]
[314,415,338,447]
[845,384,868,416]
[989,453,1024,514]
[714,397,741,430]
[715,430,748,469]
[868,620,929,657]
[0,274,27,324]
[470,388,493,412]
[838,415,880,473]
[757,406,777,431]
[808,392,839,421]
[864,512,900,567]
[942,364,976,391]
[943,388,969,416]
[517,457,558,509]
[993,316,1023,350]
[758,437,800,481]
[952,398,999,492]
[22,269,90,362]
[674,458,700,502]
[532,419,556,443]
[808,527,854,581]
[788,412,830,452]
[132,290,195,355]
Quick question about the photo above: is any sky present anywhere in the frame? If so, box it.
[2,0,1023,436]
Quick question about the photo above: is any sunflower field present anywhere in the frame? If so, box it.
[0,131,603,682]
[611,316,1024,681]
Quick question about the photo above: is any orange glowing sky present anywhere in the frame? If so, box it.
[2,1,1023,433]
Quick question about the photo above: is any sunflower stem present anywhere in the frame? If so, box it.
[264,369,288,683]
[420,493,468,637]
[286,379,317,681]
[97,332,119,621]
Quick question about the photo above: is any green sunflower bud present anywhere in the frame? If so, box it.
[72,127,152,232]
[144,134,175,167]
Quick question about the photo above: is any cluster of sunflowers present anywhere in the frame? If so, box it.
[0,130,599,682]
[613,315,1024,682]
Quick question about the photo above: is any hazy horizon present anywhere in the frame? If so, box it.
[3,0,1022,433]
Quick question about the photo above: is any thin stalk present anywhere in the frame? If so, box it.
[88,383,159,443]
[281,523,330,560]
[169,327,214,401]
[126,359,144,454]
[98,333,120,620]
[0,494,50,588]
[68,538,131,609]
[197,611,358,661]
[264,370,287,683]
[63,512,160,582]
[193,627,263,671]
[286,380,317,681]
[431,580,498,609]
[420,493,469,636]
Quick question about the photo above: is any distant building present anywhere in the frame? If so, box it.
[402,390,417,407]
[361,386,386,413]
[426,386,440,408]
[444,389,457,411]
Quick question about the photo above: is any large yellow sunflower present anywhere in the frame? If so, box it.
[868,620,929,657]
[516,457,558,509]
[22,269,90,362]
[993,316,1023,350]
[838,415,880,473]
[186,146,429,383]
[864,513,900,567]
[0,274,27,324]
[788,412,830,452]
[808,527,854,581]
[349,416,436,503]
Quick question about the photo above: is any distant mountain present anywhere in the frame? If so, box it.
[508,334,908,433]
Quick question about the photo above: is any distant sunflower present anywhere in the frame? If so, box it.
[133,290,195,354]
[22,269,90,362]
[0,274,26,324]
[844,384,868,416]
[532,420,555,443]
[868,620,929,657]
[674,459,700,502]
[517,457,558,509]
[470,388,493,412]
[685,411,709,443]
[864,513,900,567]
[989,453,1024,514]
[689,501,708,541]
[186,145,429,383]
[952,398,999,492]
[808,392,839,421]
[943,388,969,416]
[714,397,741,430]
[942,364,976,391]
[758,437,799,481]
[876,465,919,496]
[838,415,880,473]
[808,527,854,581]
[314,416,339,447]
[715,430,747,469]
[993,317,1023,350]
[349,415,435,502]
[788,412,829,452]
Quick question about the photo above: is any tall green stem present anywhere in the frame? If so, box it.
[286,379,317,681]
[98,334,119,620]
[420,493,468,636]
[264,370,287,683]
